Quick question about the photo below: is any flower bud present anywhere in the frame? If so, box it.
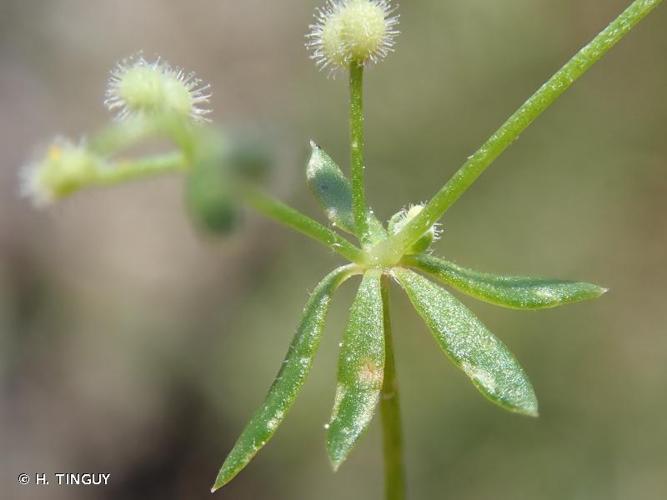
[388,204,441,254]
[20,139,100,206]
[105,54,211,122]
[307,0,399,72]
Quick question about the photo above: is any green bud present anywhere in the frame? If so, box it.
[388,204,440,254]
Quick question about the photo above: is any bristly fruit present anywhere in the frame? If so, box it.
[307,0,400,73]
[105,53,211,122]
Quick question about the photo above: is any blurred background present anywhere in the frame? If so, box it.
[1,1,665,499]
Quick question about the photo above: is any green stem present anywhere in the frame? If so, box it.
[88,114,196,157]
[350,63,370,244]
[244,188,365,264]
[374,0,663,264]
[95,152,189,185]
[87,135,365,263]
[380,276,406,500]
[88,119,156,156]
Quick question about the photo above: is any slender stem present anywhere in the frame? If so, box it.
[244,188,365,264]
[86,132,366,263]
[349,63,370,244]
[95,152,189,185]
[88,119,156,156]
[88,114,196,157]
[373,0,663,264]
[380,276,406,500]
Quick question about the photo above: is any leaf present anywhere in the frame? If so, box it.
[327,269,384,469]
[211,265,356,492]
[307,141,386,242]
[307,141,355,233]
[394,268,538,417]
[407,254,607,310]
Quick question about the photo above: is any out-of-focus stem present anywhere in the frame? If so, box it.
[95,152,188,185]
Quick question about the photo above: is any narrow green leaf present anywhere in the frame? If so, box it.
[394,268,538,417]
[212,265,357,492]
[307,142,386,242]
[327,270,384,470]
[407,254,607,310]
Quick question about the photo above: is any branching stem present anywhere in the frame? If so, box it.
[88,118,365,263]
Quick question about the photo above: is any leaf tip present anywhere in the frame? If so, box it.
[518,394,539,418]
[325,431,348,472]
[581,284,609,303]
[584,283,609,301]
[327,452,344,472]
[210,467,233,494]
[523,406,540,418]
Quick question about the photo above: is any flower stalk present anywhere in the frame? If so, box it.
[349,62,370,244]
[95,151,188,186]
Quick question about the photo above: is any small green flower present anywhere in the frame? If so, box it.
[20,138,101,206]
[388,204,441,254]
[105,53,211,122]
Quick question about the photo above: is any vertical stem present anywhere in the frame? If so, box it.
[380,276,406,500]
[349,62,370,244]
